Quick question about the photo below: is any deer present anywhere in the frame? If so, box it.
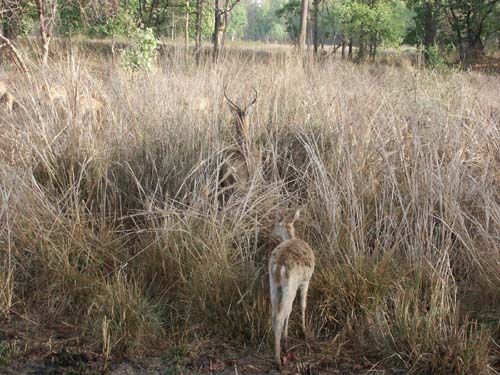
[41,82,68,104]
[219,86,258,202]
[181,96,210,114]
[41,82,103,117]
[269,209,315,371]
[0,91,18,112]
[0,81,19,112]
[77,93,104,117]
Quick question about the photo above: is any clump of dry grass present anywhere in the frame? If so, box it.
[0,46,499,373]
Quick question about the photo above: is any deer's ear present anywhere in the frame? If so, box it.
[244,88,257,116]
[275,209,286,224]
[245,103,255,116]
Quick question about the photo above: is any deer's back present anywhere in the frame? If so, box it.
[269,239,314,285]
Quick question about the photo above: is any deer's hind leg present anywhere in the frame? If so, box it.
[272,293,286,369]
[299,281,310,339]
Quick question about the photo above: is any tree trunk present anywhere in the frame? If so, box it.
[213,0,221,61]
[195,0,203,63]
[348,40,352,59]
[36,0,57,66]
[312,0,319,57]
[423,1,436,65]
[357,40,365,61]
[341,38,345,59]
[298,0,309,56]
[221,0,230,51]
[213,0,232,62]
[185,0,190,45]
[464,36,484,64]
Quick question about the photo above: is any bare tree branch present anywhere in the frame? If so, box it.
[0,34,29,73]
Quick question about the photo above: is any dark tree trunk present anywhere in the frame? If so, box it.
[312,0,319,57]
[445,0,497,65]
[464,37,484,64]
[213,0,222,61]
[341,38,345,59]
[357,40,366,61]
[148,0,159,27]
[423,1,437,65]
[348,40,352,59]
[221,0,230,51]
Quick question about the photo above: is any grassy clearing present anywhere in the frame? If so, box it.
[0,45,499,373]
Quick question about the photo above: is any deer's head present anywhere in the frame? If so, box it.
[224,85,257,148]
[271,209,300,242]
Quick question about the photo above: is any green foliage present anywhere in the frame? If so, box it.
[275,0,301,40]
[246,0,289,42]
[0,340,16,367]
[425,45,446,69]
[227,4,248,41]
[339,0,413,58]
[269,22,286,41]
[121,27,158,72]
[57,0,139,37]
[440,0,499,62]
[90,10,138,37]
[202,4,215,40]
[483,3,500,42]
[7,0,38,37]
[58,0,84,35]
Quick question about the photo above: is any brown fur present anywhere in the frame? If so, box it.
[269,210,315,371]
[41,83,67,103]
[220,148,250,188]
[0,81,7,96]
[0,92,17,112]
[219,88,257,203]
[0,81,18,112]
[78,94,104,116]
[271,239,315,273]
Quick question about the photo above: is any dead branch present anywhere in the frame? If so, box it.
[0,35,29,73]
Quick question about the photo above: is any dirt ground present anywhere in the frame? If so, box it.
[1,345,396,375]
[0,314,396,375]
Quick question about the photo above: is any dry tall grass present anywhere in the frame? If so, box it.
[0,46,499,373]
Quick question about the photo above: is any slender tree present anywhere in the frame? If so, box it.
[36,0,58,65]
[185,0,190,45]
[195,0,203,63]
[298,0,309,55]
[312,0,320,56]
[213,0,239,61]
